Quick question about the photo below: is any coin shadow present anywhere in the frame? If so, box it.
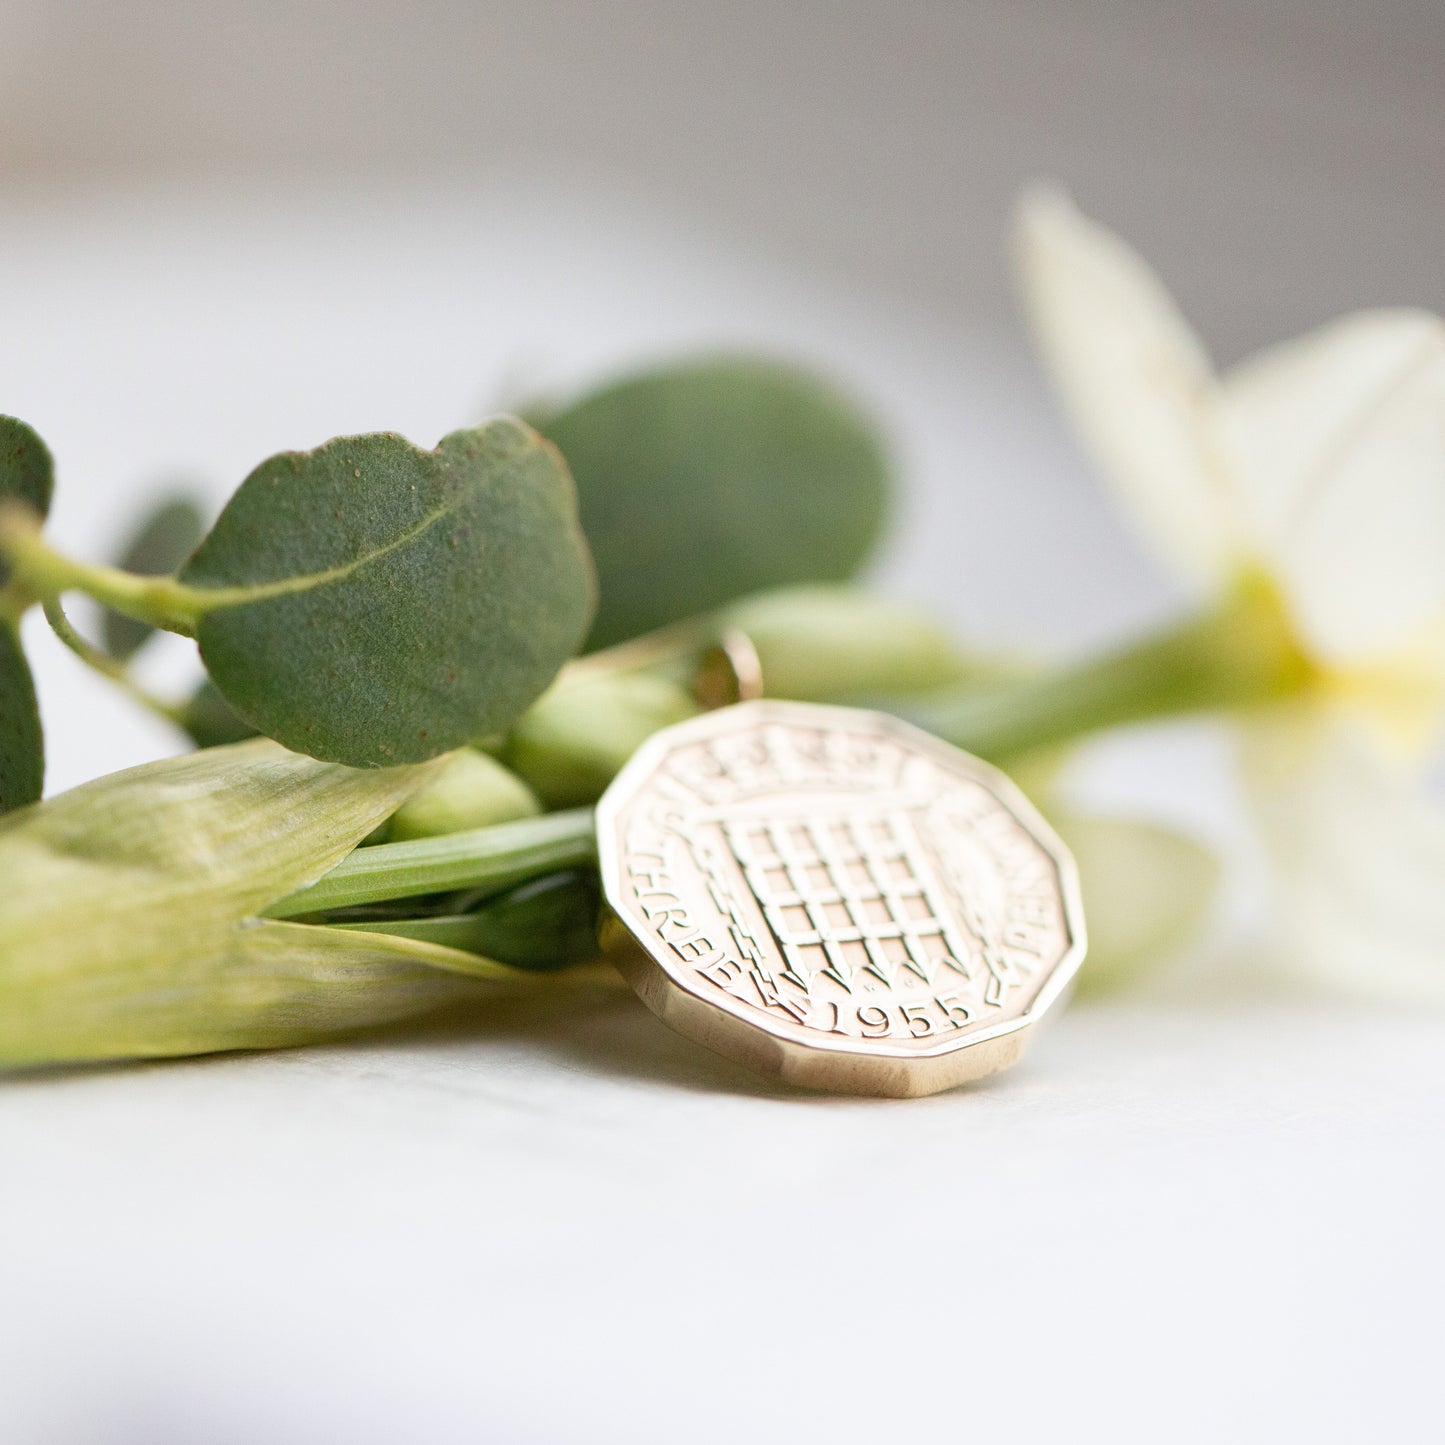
[415,987,816,1100]
[371,988,1014,1104]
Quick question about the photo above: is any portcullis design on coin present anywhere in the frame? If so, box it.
[596,700,1086,1097]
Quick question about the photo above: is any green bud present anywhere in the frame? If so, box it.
[178,678,258,749]
[504,673,701,808]
[385,748,541,841]
[716,586,965,701]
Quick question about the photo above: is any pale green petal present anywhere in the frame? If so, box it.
[1223,310,1445,666]
[1050,810,1220,995]
[1241,719,1445,1003]
[0,738,438,934]
[0,739,463,1067]
[1013,186,1240,592]
[0,919,497,1068]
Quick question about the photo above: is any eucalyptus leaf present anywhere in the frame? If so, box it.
[0,415,54,587]
[534,358,892,649]
[0,622,43,813]
[178,419,595,766]
[104,495,206,658]
[0,737,566,1068]
[0,417,55,810]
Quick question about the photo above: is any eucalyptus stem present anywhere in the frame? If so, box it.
[899,573,1312,764]
[42,598,189,729]
[0,505,206,635]
[0,575,37,626]
[266,807,597,918]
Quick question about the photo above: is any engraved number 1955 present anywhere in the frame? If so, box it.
[834,992,973,1037]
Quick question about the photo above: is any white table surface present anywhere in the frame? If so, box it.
[1,177,1440,1444]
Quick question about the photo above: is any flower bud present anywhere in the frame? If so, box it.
[715,586,964,701]
[504,673,701,808]
[385,748,540,841]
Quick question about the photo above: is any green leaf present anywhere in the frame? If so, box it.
[535,358,892,649]
[0,415,54,587]
[177,419,596,766]
[104,495,206,658]
[0,738,556,1068]
[0,622,43,813]
[0,418,54,809]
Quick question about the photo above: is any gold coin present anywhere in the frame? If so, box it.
[597,700,1085,1097]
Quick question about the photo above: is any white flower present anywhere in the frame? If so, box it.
[1015,188,1445,1000]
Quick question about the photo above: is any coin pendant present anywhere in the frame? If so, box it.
[596,700,1086,1097]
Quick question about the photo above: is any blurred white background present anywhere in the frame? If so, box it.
[2,4,1442,1442]
[4,0,1443,791]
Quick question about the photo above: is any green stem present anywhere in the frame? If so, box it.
[42,598,190,729]
[329,869,600,972]
[268,579,1310,928]
[0,575,38,626]
[265,808,597,919]
[900,574,1313,764]
[0,507,209,636]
